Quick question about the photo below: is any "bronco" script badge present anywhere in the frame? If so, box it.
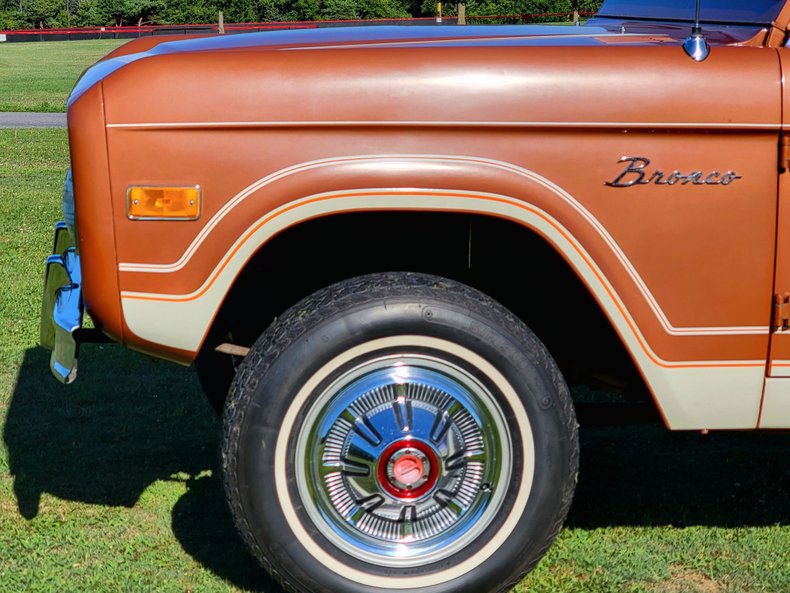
[605,156,742,188]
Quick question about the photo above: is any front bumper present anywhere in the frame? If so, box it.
[40,221,84,384]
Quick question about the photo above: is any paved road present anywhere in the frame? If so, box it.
[0,112,67,128]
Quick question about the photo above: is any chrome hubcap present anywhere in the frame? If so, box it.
[295,353,512,567]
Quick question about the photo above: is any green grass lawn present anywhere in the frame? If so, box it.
[0,40,126,112]
[0,129,787,592]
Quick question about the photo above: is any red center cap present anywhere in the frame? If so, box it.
[392,455,424,486]
[378,440,439,499]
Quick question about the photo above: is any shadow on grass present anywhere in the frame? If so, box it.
[4,345,789,590]
[568,422,790,528]
[5,346,215,517]
[171,474,275,591]
[4,345,279,592]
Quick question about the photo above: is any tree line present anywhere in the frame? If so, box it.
[0,0,603,30]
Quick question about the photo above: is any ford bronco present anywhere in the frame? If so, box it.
[40,1,790,591]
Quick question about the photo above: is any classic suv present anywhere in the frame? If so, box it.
[40,1,790,592]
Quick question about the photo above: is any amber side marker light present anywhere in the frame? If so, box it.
[127,186,201,220]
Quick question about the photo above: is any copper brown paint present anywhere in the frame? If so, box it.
[60,16,790,430]
[96,45,779,362]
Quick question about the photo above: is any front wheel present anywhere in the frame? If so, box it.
[221,273,578,593]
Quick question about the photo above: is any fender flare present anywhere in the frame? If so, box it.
[118,154,766,429]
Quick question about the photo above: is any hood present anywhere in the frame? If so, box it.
[68,24,679,108]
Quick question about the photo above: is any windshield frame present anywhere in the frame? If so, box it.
[595,0,786,26]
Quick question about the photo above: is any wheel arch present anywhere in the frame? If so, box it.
[199,210,650,417]
[119,154,657,418]
[185,154,643,360]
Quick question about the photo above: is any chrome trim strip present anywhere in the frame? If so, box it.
[106,120,781,131]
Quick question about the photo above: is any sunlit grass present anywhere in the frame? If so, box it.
[0,40,125,112]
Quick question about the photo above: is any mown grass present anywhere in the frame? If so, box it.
[0,129,787,592]
[0,40,125,112]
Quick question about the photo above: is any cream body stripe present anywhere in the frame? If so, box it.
[118,155,767,337]
[120,189,766,429]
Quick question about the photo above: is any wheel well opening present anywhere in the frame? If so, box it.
[200,211,653,413]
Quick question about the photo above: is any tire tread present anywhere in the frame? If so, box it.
[221,272,579,593]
